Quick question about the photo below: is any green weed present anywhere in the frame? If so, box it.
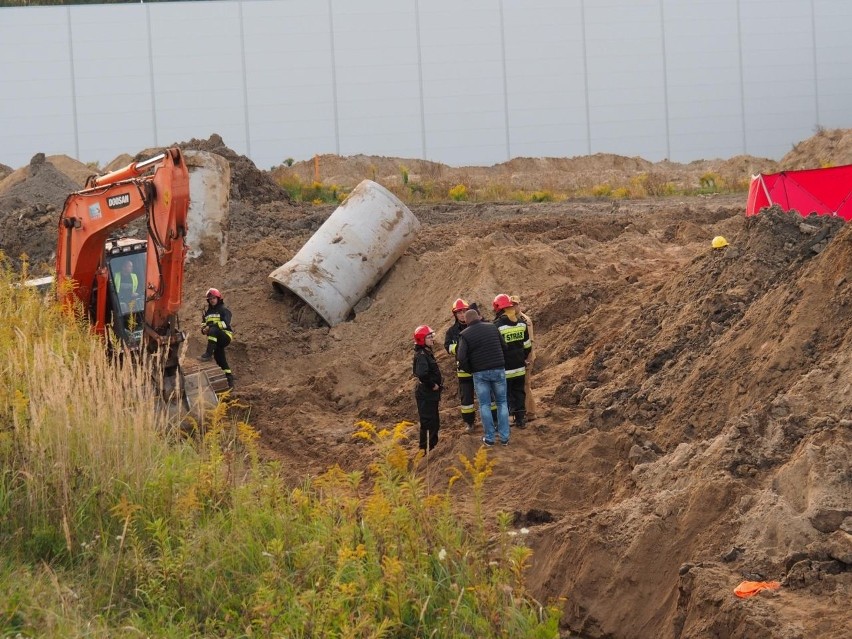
[0,266,560,637]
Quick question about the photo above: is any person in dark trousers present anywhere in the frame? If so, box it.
[199,287,234,390]
[413,324,442,452]
[492,293,532,429]
[511,294,537,421]
[456,309,511,447]
[444,298,478,431]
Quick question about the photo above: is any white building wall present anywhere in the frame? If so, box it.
[0,0,850,170]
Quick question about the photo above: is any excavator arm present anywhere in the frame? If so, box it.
[56,148,190,341]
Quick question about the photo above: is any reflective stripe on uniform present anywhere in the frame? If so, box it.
[498,324,526,343]
[457,370,472,378]
[505,366,526,379]
[460,404,475,414]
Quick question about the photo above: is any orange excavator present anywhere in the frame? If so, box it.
[56,148,217,415]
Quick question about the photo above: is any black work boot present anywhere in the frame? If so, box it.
[463,415,475,433]
[515,411,527,429]
[225,373,235,390]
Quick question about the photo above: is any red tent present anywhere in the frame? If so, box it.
[746,164,852,220]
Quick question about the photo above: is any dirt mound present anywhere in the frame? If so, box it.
[524,206,851,636]
[781,127,852,169]
[180,192,849,638]
[275,150,779,195]
[103,153,134,173]
[166,134,291,205]
[3,128,851,638]
[0,153,92,195]
[0,153,82,269]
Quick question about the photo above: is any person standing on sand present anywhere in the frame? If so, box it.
[510,294,537,421]
[199,287,235,390]
[457,309,511,447]
[444,298,478,432]
[413,325,443,452]
[492,293,531,429]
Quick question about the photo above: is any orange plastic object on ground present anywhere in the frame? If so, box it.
[734,580,781,598]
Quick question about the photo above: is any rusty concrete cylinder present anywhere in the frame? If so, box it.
[184,150,231,266]
[268,179,420,326]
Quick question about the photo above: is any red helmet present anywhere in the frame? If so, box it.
[206,288,222,301]
[413,325,435,346]
[492,293,513,312]
[452,298,469,313]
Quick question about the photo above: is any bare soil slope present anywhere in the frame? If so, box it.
[2,130,850,639]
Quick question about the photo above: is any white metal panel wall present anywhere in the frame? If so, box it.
[813,0,852,131]
[149,2,247,151]
[418,0,508,166]
[740,0,818,159]
[584,1,669,160]
[0,0,850,170]
[242,1,337,164]
[70,5,154,161]
[663,0,745,161]
[332,0,423,159]
[0,8,77,161]
[503,0,588,159]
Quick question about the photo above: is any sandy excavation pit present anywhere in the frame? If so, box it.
[2,130,850,638]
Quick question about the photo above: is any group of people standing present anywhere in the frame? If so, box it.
[412,294,534,452]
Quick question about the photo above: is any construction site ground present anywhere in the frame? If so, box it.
[1,129,850,639]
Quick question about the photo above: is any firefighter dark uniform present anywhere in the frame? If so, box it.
[492,294,531,428]
[413,325,442,452]
[200,288,234,389]
[444,300,476,429]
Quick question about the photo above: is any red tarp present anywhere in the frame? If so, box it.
[746,164,852,220]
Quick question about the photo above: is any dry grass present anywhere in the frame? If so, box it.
[0,259,560,638]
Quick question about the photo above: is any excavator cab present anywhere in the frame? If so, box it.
[105,239,147,348]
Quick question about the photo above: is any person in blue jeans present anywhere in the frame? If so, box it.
[456,309,511,446]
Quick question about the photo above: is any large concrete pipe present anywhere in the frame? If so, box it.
[184,150,230,265]
[268,179,420,326]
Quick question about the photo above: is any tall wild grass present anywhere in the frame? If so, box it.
[0,259,560,638]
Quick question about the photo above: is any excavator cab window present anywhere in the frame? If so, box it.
[106,247,146,346]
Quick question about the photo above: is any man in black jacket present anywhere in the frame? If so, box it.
[413,324,443,452]
[456,309,511,447]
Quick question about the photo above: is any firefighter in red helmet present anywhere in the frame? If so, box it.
[412,324,443,452]
[492,293,531,429]
[443,298,476,431]
[199,287,235,390]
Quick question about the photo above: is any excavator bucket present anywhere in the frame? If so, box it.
[178,360,232,425]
